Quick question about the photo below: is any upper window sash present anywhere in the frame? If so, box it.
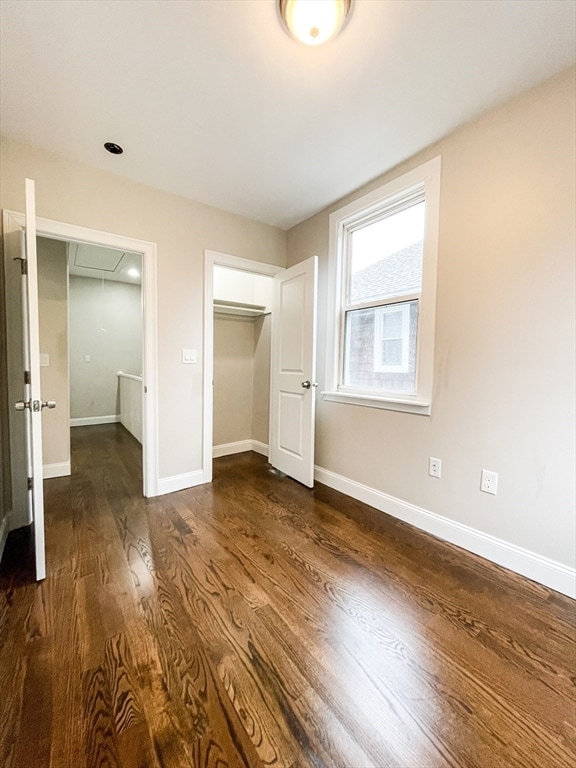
[341,191,425,309]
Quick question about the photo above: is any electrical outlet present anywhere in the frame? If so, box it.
[480,469,498,495]
[429,457,442,478]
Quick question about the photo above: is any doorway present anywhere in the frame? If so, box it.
[37,235,144,479]
[3,209,158,532]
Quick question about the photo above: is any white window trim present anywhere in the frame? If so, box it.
[324,156,441,416]
[373,303,411,373]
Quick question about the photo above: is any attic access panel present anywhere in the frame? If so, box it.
[71,242,125,272]
[67,242,142,284]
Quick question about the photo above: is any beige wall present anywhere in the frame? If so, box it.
[0,139,287,484]
[213,316,254,446]
[252,314,271,445]
[287,66,576,569]
[69,275,141,420]
[37,237,69,468]
[213,313,271,447]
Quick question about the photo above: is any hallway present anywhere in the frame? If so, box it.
[0,424,575,767]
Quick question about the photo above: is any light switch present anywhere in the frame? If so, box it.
[39,353,50,367]
[182,348,197,364]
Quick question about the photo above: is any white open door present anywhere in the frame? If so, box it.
[269,256,318,487]
[14,179,49,580]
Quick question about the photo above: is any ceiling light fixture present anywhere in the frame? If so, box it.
[279,0,352,46]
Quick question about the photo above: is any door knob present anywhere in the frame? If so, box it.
[301,380,311,389]
[14,399,56,412]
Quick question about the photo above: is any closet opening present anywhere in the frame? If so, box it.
[203,251,284,483]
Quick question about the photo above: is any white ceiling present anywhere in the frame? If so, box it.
[1,1,574,230]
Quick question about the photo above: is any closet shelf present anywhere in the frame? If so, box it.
[213,299,269,318]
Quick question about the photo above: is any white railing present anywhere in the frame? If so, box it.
[117,372,142,444]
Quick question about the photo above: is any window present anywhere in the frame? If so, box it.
[325,157,441,414]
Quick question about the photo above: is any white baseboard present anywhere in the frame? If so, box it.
[43,461,71,479]
[0,514,10,564]
[314,465,576,600]
[251,440,269,457]
[70,415,120,427]
[156,470,205,496]
[213,440,269,458]
[213,440,253,458]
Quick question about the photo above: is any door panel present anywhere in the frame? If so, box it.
[7,180,48,580]
[269,256,317,487]
[278,391,303,456]
[3,222,27,529]
[279,277,306,371]
[24,179,47,580]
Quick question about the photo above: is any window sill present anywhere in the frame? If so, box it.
[321,390,431,416]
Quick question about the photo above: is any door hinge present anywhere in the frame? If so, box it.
[24,370,31,385]
[14,256,28,275]
[27,477,33,491]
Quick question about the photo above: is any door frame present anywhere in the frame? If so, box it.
[3,210,159,507]
[203,250,283,483]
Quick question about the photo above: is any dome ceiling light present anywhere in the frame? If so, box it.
[279,0,352,46]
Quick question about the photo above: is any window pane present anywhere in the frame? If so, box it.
[376,305,408,371]
[381,309,402,340]
[349,201,425,305]
[343,300,418,393]
[382,338,402,366]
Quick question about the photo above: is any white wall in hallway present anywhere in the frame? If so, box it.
[69,275,142,421]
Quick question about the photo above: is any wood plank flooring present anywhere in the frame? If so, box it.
[1,423,575,767]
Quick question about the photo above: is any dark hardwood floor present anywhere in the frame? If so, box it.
[0,423,575,767]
